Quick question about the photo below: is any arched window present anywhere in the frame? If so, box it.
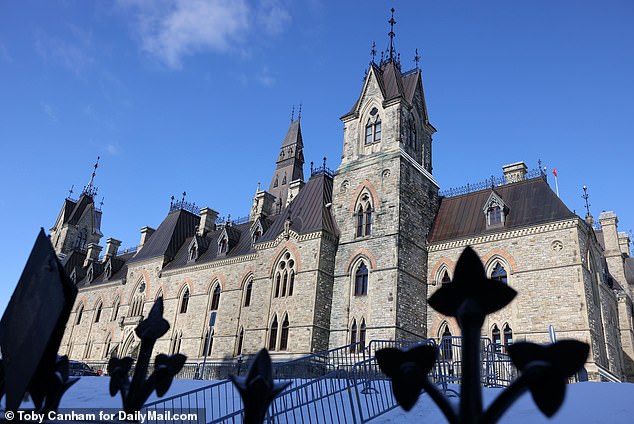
[244,280,253,307]
[210,284,221,311]
[503,324,513,348]
[172,332,182,354]
[492,325,501,352]
[355,193,373,238]
[274,273,281,298]
[75,304,84,325]
[488,206,502,225]
[356,206,364,237]
[103,336,111,359]
[365,119,373,144]
[111,297,120,321]
[180,287,190,314]
[354,262,368,296]
[359,318,367,351]
[491,262,508,284]
[94,302,102,323]
[155,289,163,301]
[350,319,357,352]
[236,328,244,356]
[440,269,451,285]
[440,325,453,360]
[269,316,278,351]
[218,238,228,255]
[104,262,112,280]
[253,230,262,243]
[288,271,295,297]
[85,340,93,359]
[273,252,296,298]
[280,315,289,351]
[202,329,214,357]
[374,117,382,142]
[189,243,197,262]
[74,228,88,251]
[282,271,288,297]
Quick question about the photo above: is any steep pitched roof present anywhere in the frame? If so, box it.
[259,172,337,242]
[428,177,576,243]
[66,194,94,225]
[282,119,303,148]
[130,209,200,263]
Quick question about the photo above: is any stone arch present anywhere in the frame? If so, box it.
[268,242,302,277]
[482,249,518,274]
[349,180,380,215]
[206,273,226,292]
[434,263,452,286]
[485,255,512,285]
[345,249,378,275]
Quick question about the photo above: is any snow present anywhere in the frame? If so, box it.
[10,378,634,423]
[377,382,634,423]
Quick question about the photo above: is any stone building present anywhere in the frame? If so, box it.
[53,16,634,382]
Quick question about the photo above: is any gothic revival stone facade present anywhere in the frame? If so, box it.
[53,26,634,383]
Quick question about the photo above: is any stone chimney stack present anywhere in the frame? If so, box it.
[103,238,122,262]
[599,212,620,255]
[286,179,305,207]
[250,190,277,220]
[618,232,631,257]
[84,243,102,267]
[502,162,528,184]
[138,226,155,252]
[199,207,218,236]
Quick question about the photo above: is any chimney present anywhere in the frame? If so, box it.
[102,238,122,262]
[138,226,155,252]
[84,243,102,267]
[250,190,277,220]
[618,232,631,257]
[286,179,305,207]
[502,162,528,184]
[598,211,619,255]
[199,207,218,236]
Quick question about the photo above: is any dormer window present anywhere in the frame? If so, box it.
[86,266,94,283]
[104,261,112,280]
[251,219,264,244]
[188,242,198,262]
[364,108,382,144]
[74,228,88,251]
[483,192,508,228]
[218,237,228,255]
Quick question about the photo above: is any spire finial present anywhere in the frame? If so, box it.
[84,156,100,196]
[99,197,104,210]
[68,184,74,199]
[181,191,187,203]
[582,185,591,219]
[290,105,295,123]
[323,156,327,169]
[371,41,377,63]
[388,8,396,61]
[298,103,302,120]
[257,181,261,192]
[414,48,420,69]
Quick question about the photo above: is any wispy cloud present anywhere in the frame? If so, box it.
[106,143,121,156]
[34,27,95,75]
[41,102,59,122]
[256,66,275,87]
[119,0,291,69]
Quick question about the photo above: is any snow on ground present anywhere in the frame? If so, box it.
[377,382,634,423]
[12,378,634,423]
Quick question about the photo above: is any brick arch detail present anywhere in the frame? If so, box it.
[430,316,460,339]
[345,248,378,274]
[239,269,255,289]
[177,280,192,297]
[429,258,456,285]
[268,241,302,277]
[349,180,380,214]
[482,249,518,274]
[207,273,227,292]
[153,283,166,300]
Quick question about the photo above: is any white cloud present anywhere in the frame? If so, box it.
[34,27,95,75]
[121,0,250,69]
[120,0,292,69]
[256,66,275,87]
[106,143,121,156]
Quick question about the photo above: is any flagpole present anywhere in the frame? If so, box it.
[552,168,560,197]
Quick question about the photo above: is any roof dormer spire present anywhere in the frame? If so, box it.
[83,156,100,197]
[388,8,396,62]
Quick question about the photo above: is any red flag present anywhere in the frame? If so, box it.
[552,168,558,177]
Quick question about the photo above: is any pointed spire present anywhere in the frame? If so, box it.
[298,103,302,120]
[290,105,295,123]
[371,41,377,63]
[83,156,100,197]
[388,8,396,61]
[414,48,420,69]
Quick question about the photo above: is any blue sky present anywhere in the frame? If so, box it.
[1,0,633,313]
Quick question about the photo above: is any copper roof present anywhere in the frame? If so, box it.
[428,177,576,243]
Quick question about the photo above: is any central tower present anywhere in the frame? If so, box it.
[329,9,439,347]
